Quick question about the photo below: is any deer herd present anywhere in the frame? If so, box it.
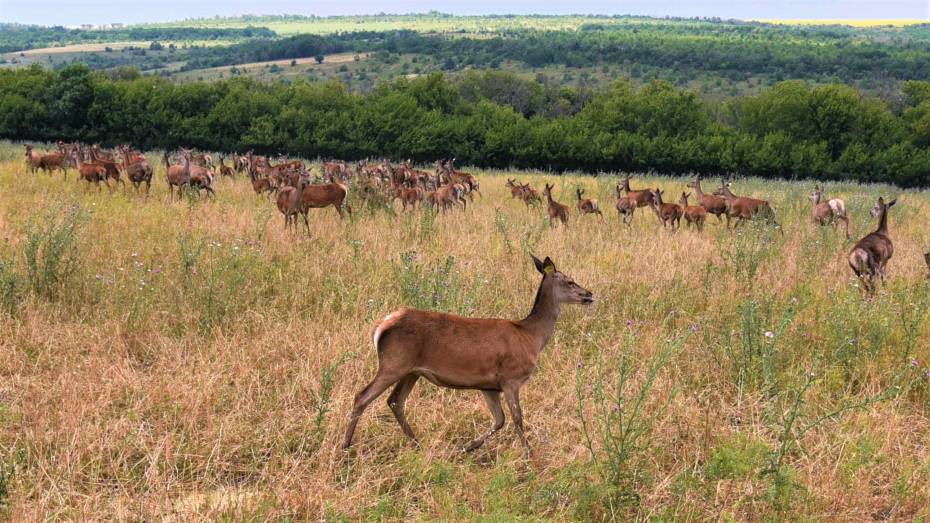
[18,142,930,455]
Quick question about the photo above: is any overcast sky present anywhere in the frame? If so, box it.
[1,0,927,26]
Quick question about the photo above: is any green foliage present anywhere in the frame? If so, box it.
[394,251,474,314]
[0,254,21,317]
[22,201,86,300]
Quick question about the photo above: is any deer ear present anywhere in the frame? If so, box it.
[542,257,556,275]
[531,254,545,274]
[887,198,897,207]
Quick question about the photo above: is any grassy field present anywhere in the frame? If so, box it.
[0,143,929,519]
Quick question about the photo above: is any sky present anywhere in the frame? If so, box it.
[0,0,927,26]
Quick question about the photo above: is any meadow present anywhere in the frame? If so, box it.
[0,142,929,520]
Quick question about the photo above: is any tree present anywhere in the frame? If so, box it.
[314,54,325,64]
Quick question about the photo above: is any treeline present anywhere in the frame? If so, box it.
[157,26,930,84]
[0,24,276,53]
[2,64,929,186]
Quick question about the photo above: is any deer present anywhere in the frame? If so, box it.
[849,197,896,295]
[276,183,303,231]
[506,179,523,199]
[343,254,593,455]
[713,180,778,229]
[576,188,603,219]
[679,192,707,232]
[119,146,153,195]
[925,251,930,280]
[620,173,654,212]
[686,175,727,225]
[218,155,235,178]
[246,153,278,197]
[37,150,68,178]
[543,183,569,227]
[614,184,634,226]
[650,188,682,230]
[24,145,41,173]
[521,183,542,207]
[163,150,212,199]
[293,176,352,233]
[394,185,424,212]
[810,185,850,239]
[71,149,111,192]
[88,147,124,187]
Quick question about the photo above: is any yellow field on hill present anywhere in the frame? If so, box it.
[759,19,927,27]
[0,148,928,520]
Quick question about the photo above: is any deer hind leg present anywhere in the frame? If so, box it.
[387,374,420,445]
[464,390,505,452]
[503,384,531,456]
[343,371,405,449]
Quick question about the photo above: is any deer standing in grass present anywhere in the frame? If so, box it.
[686,176,727,225]
[810,185,850,239]
[293,175,351,234]
[615,184,634,225]
[576,188,603,219]
[119,146,153,195]
[24,145,41,173]
[849,197,896,295]
[343,255,593,454]
[619,173,653,220]
[650,188,682,230]
[713,180,778,229]
[679,192,707,232]
[543,183,569,227]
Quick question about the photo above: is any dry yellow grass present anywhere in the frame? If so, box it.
[757,19,927,27]
[0,148,928,520]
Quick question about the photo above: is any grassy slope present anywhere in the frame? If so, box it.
[0,143,929,519]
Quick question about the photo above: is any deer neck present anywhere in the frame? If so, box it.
[876,206,889,235]
[519,278,561,352]
[693,182,705,198]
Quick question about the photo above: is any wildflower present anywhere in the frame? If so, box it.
[911,359,920,367]
[690,323,699,334]
[626,319,634,328]
[764,331,774,339]
[577,362,584,369]
[152,268,161,274]
[131,252,138,257]
[94,274,102,280]
[924,369,930,380]
[848,338,857,345]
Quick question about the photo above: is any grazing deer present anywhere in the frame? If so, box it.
[713,180,778,229]
[614,184,634,226]
[686,175,727,225]
[810,185,850,239]
[576,188,603,219]
[343,255,593,454]
[650,188,682,230]
[543,183,569,227]
[849,197,896,295]
[679,192,707,232]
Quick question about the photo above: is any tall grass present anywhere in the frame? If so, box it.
[0,143,928,520]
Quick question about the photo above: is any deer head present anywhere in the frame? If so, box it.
[576,188,585,201]
[531,254,594,305]
[870,197,896,217]
[810,185,824,205]
[679,192,691,206]
[650,188,665,207]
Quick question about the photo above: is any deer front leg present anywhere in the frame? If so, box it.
[503,384,531,456]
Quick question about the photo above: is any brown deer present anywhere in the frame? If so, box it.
[294,176,352,233]
[686,175,727,225]
[119,146,153,195]
[849,197,896,295]
[614,184,634,226]
[925,252,930,280]
[24,145,41,173]
[576,188,603,219]
[394,185,424,212]
[650,188,682,230]
[246,153,277,197]
[276,184,303,231]
[218,155,235,178]
[88,147,123,187]
[679,192,707,232]
[521,183,542,207]
[164,150,212,199]
[620,173,654,217]
[810,185,850,239]
[72,149,111,192]
[37,150,68,178]
[713,180,778,229]
[543,183,569,227]
[343,255,593,454]
[506,178,523,199]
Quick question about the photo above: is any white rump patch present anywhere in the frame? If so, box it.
[828,199,846,217]
[372,310,403,348]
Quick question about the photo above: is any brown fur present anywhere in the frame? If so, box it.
[849,197,896,295]
[679,192,707,232]
[343,255,593,454]
[686,176,727,225]
[543,183,569,227]
[650,189,683,230]
[576,188,603,219]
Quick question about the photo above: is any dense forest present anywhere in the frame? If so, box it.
[0,24,276,53]
[3,64,929,186]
